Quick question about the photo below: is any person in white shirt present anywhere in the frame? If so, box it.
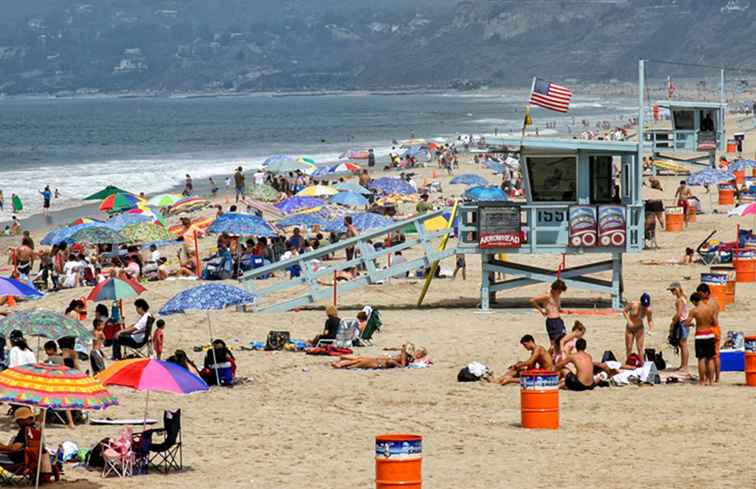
[62,256,80,288]
[112,299,153,359]
[253,170,265,186]
[7,331,36,368]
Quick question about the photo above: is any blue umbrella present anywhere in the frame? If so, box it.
[729,159,756,172]
[450,174,489,186]
[40,223,99,246]
[330,191,369,208]
[207,213,277,237]
[368,177,416,195]
[0,277,43,298]
[263,154,295,167]
[275,196,326,214]
[464,185,507,201]
[275,213,330,229]
[484,160,505,174]
[104,213,153,230]
[334,182,372,195]
[310,166,333,180]
[324,212,394,233]
[687,168,734,186]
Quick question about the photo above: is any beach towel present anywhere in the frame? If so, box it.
[305,346,353,356]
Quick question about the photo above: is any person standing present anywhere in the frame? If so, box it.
[674,180,693,223]
[367,148,375,168]
[183,175,193,196]
[452,253,466,280]
[668,282,690,372]
[695,283,721,382]
[623,293,654,361]
[684,292,716,385]
[529,280,568,350]
[11,193,22,214]
[209,177,219,196]
[0,190,4,211]
[40,186,52,216]
[233,167,245,203]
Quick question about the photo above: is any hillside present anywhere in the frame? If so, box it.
[0,0,753,94]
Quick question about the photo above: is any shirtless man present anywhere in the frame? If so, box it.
[10,242,35,277]
[695,283,721,382]
[674,180,693,222]
[529,279,567,348]
[555,338,595,391]
[623,293,654,360]
[490,335,554,385]
[683,292,716,385]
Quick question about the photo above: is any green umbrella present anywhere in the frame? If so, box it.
[147,194,183,208]
[69,226,127,245]
[120,222,173,243]
[246,184,280,202]
[83,186,133,201]
[0,309,93,342]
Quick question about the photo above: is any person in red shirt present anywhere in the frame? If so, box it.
[153,319,165,359]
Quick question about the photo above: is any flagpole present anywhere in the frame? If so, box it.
[519,77,536,158]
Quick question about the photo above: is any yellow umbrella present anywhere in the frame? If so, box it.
[297,185,338,197]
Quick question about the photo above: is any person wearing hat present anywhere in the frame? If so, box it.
[668,282,690,372]
[7,330,35,369]
[0,406,36,467]
[622,292,654,362]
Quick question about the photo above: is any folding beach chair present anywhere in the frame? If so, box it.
[124,316,154,358]
[134,410,182,474]
[317,320,360,348]
[696,230,719,265]
[358,308,382,345]
[0,426,56,485]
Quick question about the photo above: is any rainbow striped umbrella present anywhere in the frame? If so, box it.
[99,192,140,212]
[87,277,145,302]
[0,363,117,410]
[97,359,208,395]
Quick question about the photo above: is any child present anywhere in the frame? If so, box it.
[356,311,369,336]
[153,319,165,359]
[91,319,106,374]
[44,341,64,365]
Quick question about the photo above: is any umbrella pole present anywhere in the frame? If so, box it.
[34,408,47,489]
[143,390,150,432]
[206,312,220,386]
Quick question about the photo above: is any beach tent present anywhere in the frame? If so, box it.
[84,186,133,201]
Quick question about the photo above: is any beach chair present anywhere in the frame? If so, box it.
[0,426,55,485]
[124,316,154,358]
[696,230,719,265]
[134,410,182,474]
[358,308,382,345]
[317,320,360,348]
[102,428,135,478]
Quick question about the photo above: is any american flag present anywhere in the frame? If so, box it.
[529,78,572,113]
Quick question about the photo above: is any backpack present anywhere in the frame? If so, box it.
[654,351,667,371]
[86,437,111,468]
[668,323,684,353]
[601,350,617,363]
[457,367,480,382]
[265,331,290,351]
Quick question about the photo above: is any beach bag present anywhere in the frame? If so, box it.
[265,331,290,351]
[457,362,489,382]
[457,367,479,382]
[601,350,617,363]
[87,437,111,468]
[653,351,666,371]
[668,323,684,352]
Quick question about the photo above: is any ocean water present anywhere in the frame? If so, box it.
[0,92,635,216]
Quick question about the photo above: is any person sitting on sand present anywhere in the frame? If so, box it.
[167,349,202,378]
[489,335,554,385]
[201,339,236,386]
[555,338,595,391]
[555,321,586,364]
[641,247,695,265]
[310,306,341,346]
[331,343,426,369]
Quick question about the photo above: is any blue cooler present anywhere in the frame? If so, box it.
[720,350,744,372]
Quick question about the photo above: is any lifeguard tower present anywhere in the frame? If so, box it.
[457,137,644,310]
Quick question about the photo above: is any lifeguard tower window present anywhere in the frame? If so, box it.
[589,156,614,203]
[673,110,694,130]
[526,156,577,202]
[700,110,716,131]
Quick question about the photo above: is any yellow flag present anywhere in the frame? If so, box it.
[523,107,533,127]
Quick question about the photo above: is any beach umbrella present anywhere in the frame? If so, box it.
[450,174,489,186]
[87,277,145,302]
[310,166,334,180]
[147,194,183,208]
[99,193,140,213]
[245,184,280,202]
[159,284,256,386]
[169,196,210,215]
[298,156,317,165]
[686,168,734,186]
[121,222,172,243]
[484,160,506,174]
[324,212,394,233]
[266,158,315,175]
[340,149,370,160]
[263,154,295,167]
[275,196,326,214]
[69,226,128,245]
[207,213,277,237]
[0,277,44,299]
[330,191,369,208]
[97,358,208,429]
[105,213,153,230]
[0,309,92,342]
[275,213,330,229]
[728,159,756,172]
[297,185,338,197]
[40,223,99,246]
[368,177,416,195]
[243,199,285,218]
[334,182,372,195]
[464,185,508,201]
[84,186,133,201]
[0,363,117,488]
[400,138,427,147]
[68,217,102,226]
[168,215,215,237]
[126,207,166,226]
[729,203,756,217]
[334,162,362,173]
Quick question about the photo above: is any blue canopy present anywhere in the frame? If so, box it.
[334,182,372,195]
[484,160,505,174]
[687,168,734,186]
[207,213,277,237]
[104,213,153,230]
[274,196,326,214]
[40,223,98,246]
[159,284,256,315]
[324,212,394,233]
[330,191,369,208]
[368,177,416,195]
[464,185,508,201]
[729,159,756,172]
[275,213,329,229]
[0,277,43,298]
[450,174,489,186]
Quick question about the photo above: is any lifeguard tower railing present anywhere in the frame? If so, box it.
[462,137,644,309]
[239,209,456,313]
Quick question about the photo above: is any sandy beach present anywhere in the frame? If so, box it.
[0,115,755,489]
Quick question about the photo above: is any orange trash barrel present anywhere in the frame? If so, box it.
[726,279,736,305]
[375,434,422,489]
[745,337,756,387]
[727,141,737,153]
[520,370,559,429]
[718,186,735,205]
[665,207,684,232]
[734,170,746,185]
[701,272,729,311]
[686,201,697,223]
[734,250,756,283]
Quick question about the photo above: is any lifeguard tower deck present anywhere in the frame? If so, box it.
[458,137,644,310]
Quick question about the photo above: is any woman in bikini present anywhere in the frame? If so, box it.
[331,344,426,369]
